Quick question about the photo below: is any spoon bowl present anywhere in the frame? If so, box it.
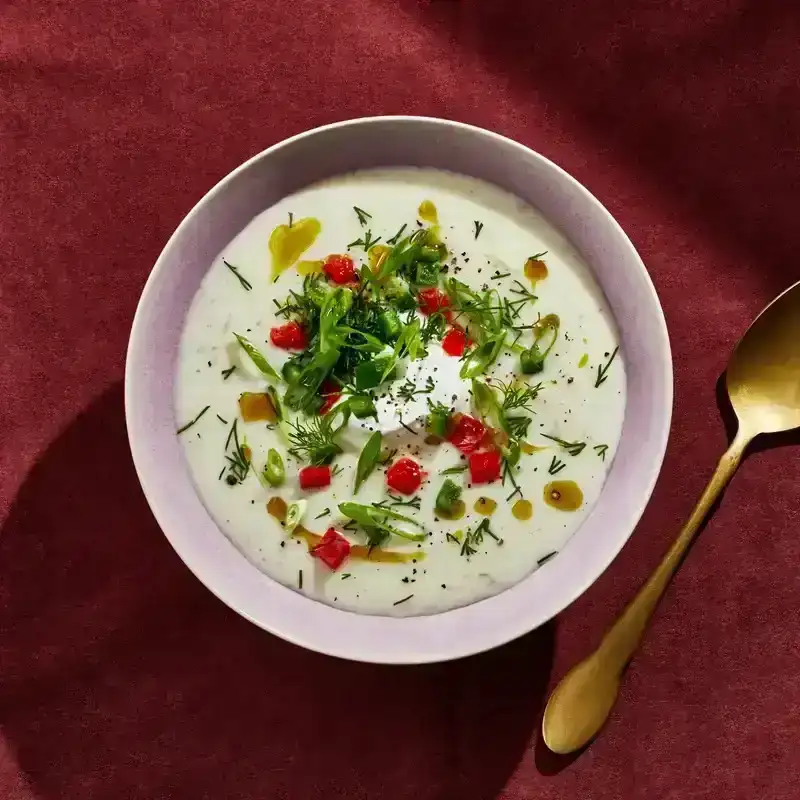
[727,282,800,435]
[543,280,800,754]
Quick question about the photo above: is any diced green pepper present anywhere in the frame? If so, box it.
[520,345,545,374]
[417,246,441,263]
[426,402,450,438]
[281,359,303,384]
[435,479,462,514]
[348,394,377,419]
[414,260,440,286]
[378,309,402,341]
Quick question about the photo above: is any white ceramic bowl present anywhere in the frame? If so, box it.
[126,117,672,663]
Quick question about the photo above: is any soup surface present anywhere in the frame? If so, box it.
[176,169,625,616]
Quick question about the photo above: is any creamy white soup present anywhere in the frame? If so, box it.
[175,169,625,616]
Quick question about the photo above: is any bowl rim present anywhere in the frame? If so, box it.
[126,115,673,663]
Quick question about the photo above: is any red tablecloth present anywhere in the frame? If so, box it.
[2,1,799,798]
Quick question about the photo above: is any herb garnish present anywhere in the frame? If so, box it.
[315,508,331,519]
[216,414,228,424]
[386,224,407,245]
[298,569,303,589]
[393,594,414,606]
[223,419,251,485]
[491,271,510,280]
[354,206,372,226]
[548,456,566,475]
[398,417,417,436]
[286,407,349,465]
[377,494,422,511]
[397,376,435,402]
[221,365,236,380]
[338,502,426,542]
[594,444,609,460]
[537,551,558,566]
[234,333,281,382]
[223,259,252,291]
[341,573,352,579]
[347,230,381,251]
[474,220,484,239]
[595,346,619,388]
[176,405,210,434]
[354,430,382,493]
[440,464,468,475]
[288,212,294,228]
[542,434,586,456]
[460,519,503,557]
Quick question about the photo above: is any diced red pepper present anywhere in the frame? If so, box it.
[417,288,452,321]
[323,254,357,284]
[310,527,351,570]
[299,465,332,490]
[447,414,487,454]
[441,328,469,357]
[468,449,502,484]
[319,378,342,415]
[386,457,425,495]
[270,321,307,350]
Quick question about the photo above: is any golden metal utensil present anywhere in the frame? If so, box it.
[542,281,800,754]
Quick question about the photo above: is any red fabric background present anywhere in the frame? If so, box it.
[2,1,799,798]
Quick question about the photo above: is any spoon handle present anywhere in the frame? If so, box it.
[596,430,751,670]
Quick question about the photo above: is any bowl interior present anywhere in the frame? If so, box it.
[126,117,672,663]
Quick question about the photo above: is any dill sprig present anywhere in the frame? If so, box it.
[176,405,210,434]
[542,434,586,456]
[537,551,558,566]
[354,206,372,226]
[595,346,619,388]
[594,444,609,460]
[221,365,236,380]
[548,456,566,475]
[223,419,251,485]
[314,508,331,519]
[493,380,544,413]
[347,230,381,250]
[474,220,484,239]
[286,414,344,465]
[223,259,252,291]
[460,519,503,557]
[397,376,435,402]
[376,494,422,511]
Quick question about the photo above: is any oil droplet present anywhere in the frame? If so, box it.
[418,199,438,225]
[520,441,546,455]
[512,499,533,520]
[297,259,323,276]
[269,217,321,278]
[525,256,548,281]
[543,480,583,511]
[239,391,278,422]
[438,500,466,521]
[474,496,497,516]
[578,353,589,368]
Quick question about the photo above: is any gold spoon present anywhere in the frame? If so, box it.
[542,280,800,755]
